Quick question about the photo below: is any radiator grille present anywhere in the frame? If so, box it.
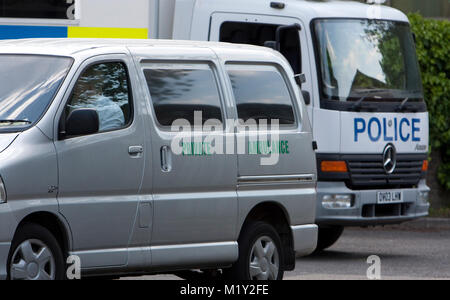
[345,154,424,189]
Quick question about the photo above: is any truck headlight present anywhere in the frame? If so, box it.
[0,177,6,204]
[418,191,429,204]
[322,194,354,209]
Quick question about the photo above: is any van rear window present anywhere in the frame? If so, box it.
[226,65,296,126]
[144,65,223,127]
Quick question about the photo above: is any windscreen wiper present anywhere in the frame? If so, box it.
[0,119,31,124]
[351,95,369,111]
[396,98,418,112]
[396,98,412,112]
[350,89,392,111]
[351,95,379,111]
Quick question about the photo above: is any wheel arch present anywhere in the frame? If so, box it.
[14,211,72,257]
[239,201,295,271]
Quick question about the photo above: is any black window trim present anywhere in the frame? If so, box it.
[59,59,135,140]
[141,60,227,132]
[310,17,427,113]
[224,61,301,131]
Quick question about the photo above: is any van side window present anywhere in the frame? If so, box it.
[226,65,296,126]
[66,62,132,133]
[143,65,223,127]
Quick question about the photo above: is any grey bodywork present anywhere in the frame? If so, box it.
[0,39,318,279]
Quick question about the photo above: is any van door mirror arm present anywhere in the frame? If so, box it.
[294,73,306,86]
[58,112,67,140]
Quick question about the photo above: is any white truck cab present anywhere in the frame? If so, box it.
[0,0,430,251]
[172,0,431,250]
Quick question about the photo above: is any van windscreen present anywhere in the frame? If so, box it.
[0,55,72,131]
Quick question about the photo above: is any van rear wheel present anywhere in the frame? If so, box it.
[315,226,344,252]
[8,223,65,280]
[225,221,284,280]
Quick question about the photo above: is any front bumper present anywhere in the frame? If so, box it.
[0,203,18,280]
[0,242,10,280]
[291,224,318,256]
[316,180,430,226]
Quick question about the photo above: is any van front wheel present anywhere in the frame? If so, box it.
[226,222,284,280]
[8,223,65,280]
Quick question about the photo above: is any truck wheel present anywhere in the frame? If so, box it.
[225,221,284,280]
[315,226,344,252]
[8,223,65,280]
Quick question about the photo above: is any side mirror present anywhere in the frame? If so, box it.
[302,90,311,106]
[65,108,99,137]
[264,23,302,52]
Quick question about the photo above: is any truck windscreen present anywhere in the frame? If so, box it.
[313,19,424,110]
[0,55,72,132]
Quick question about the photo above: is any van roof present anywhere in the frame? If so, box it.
[0,38,272,56]
[291,0,407,21]
[195,0,408,23]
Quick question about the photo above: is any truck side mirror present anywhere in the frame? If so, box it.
[264,23,302,52]
[65,108,99,137]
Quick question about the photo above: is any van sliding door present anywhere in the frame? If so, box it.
[134,50,239,268]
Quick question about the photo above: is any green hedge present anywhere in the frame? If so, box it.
[408,14,450,190]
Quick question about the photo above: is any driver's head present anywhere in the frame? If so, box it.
[78,66,105,97]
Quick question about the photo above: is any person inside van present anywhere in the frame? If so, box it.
[68,65,125,132]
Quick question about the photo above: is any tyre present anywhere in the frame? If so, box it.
[225,221,284,280]
[7,223,65,280]
[315,226,344,252]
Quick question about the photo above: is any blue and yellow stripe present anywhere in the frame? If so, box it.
[0,25,148,40]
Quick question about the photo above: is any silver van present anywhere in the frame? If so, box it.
[0,39,317,280]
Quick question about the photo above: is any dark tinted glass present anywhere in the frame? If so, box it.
[220,22,301,74]
[67,62,131,132]
[227,67,296,125]
[144,68,223,127]
[0,0,73,19]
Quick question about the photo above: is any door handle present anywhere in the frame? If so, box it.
[161,146,172,172]
[129,146,144,157]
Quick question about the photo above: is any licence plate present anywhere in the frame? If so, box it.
[377,191,403,204]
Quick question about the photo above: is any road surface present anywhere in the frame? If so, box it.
[121,224,450,280]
